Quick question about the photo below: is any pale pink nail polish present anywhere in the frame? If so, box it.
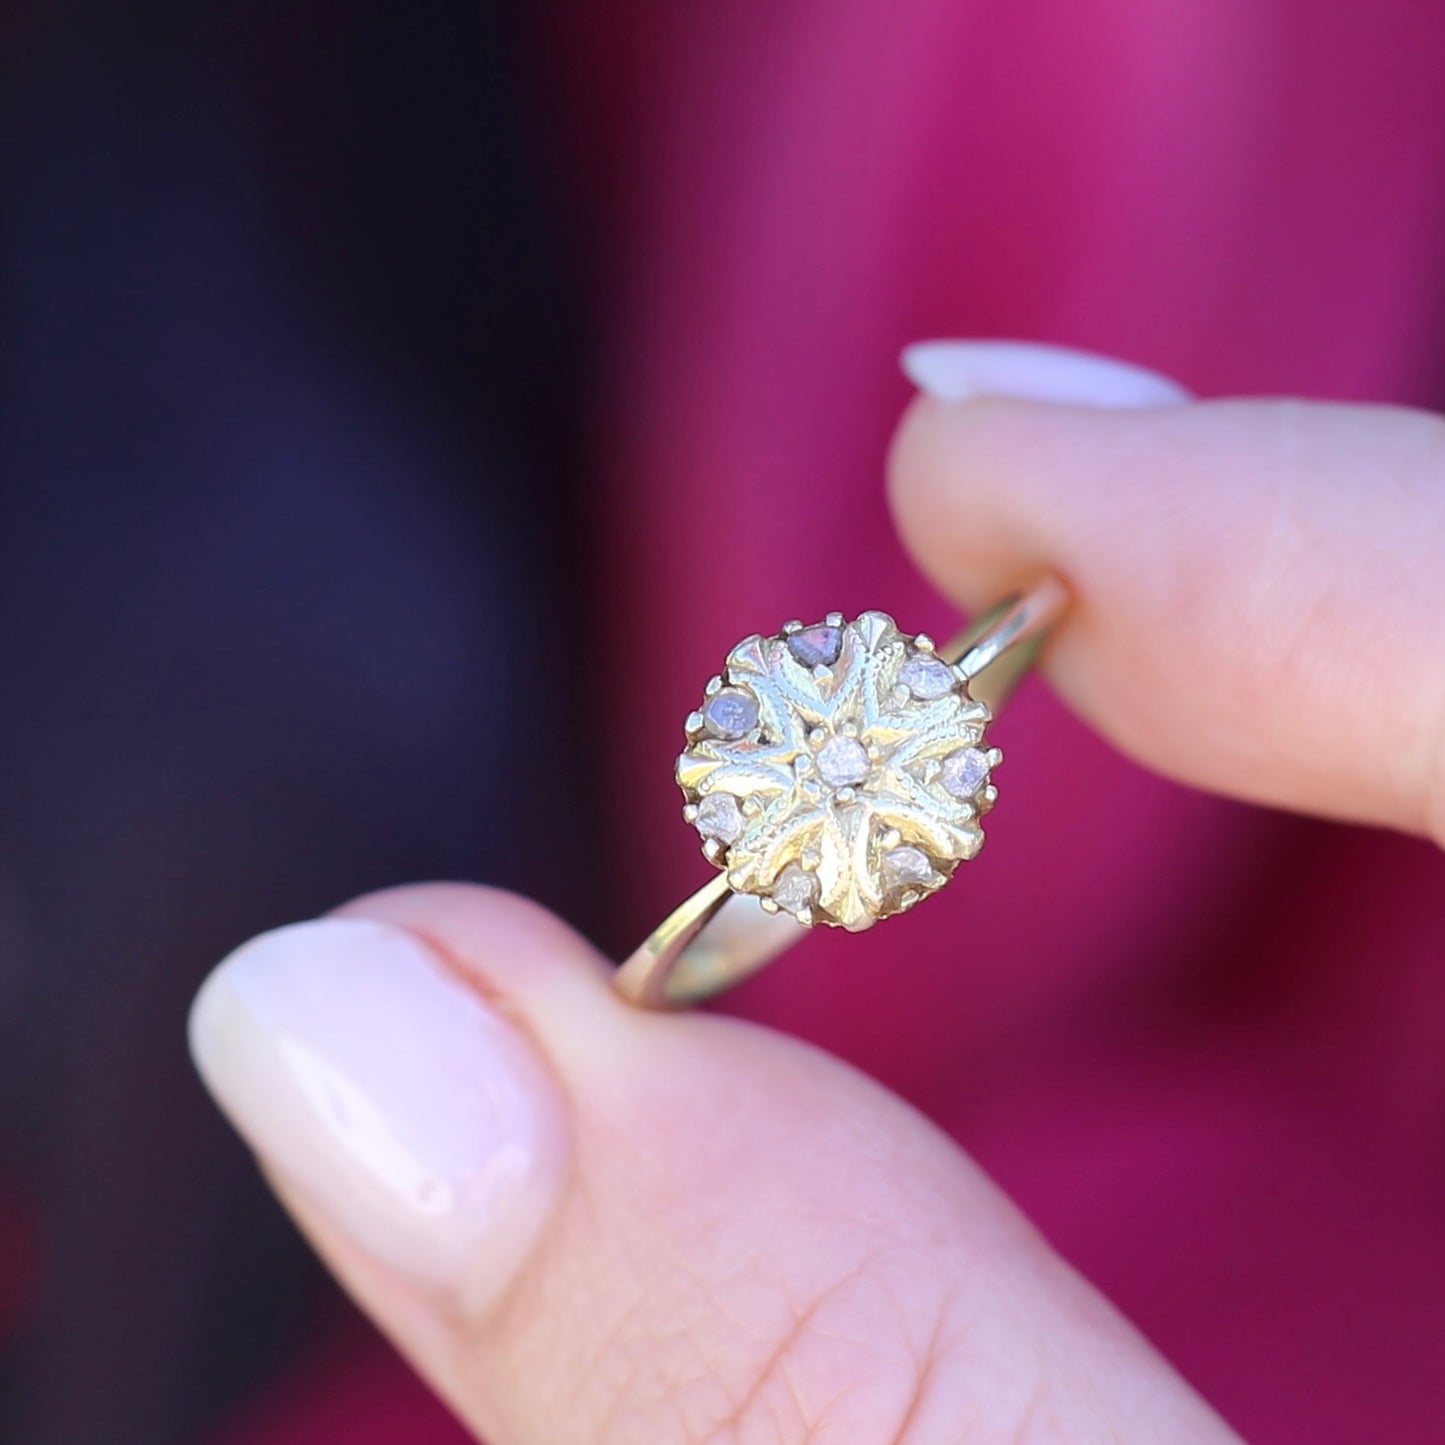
[189,917,565,1313]
[901,339,1188,408]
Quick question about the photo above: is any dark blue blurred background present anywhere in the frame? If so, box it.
[0,3,592,1440]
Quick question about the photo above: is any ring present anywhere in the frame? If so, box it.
[613,575,1069,1009]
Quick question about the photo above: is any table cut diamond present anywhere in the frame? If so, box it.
[787,624,843,668]
[702,688,759,739]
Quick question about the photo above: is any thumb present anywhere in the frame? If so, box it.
[190,884,1234,1444]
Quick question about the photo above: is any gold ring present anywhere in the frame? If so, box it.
[613,576,1069,1008]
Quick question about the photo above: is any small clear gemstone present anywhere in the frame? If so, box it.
[771,863,817,915]
[899,653,956,700]
[702,687,759,738]
[787,624,842,668]
[694,792,745,844]
[940,747,989,798]
[882,845,933,886]
[816,734,870,786]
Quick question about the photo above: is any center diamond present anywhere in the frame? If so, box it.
[677,611,1001,930]
[815,734,870,787]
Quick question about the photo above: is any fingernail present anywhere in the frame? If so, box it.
[901,339,1189,407]
[189,917,565,1314]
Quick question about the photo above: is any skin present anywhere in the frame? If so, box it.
[250,392,1444,1442]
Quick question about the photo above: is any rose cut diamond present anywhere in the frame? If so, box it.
[940,747,989,798]
[693,792,745,844]
[881,844,933,887]
[899,653,956,700]
[771,863,817,916]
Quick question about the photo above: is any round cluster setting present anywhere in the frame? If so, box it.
[676,611,1001,930]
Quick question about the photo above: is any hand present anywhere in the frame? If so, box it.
[190,343,1443,1443]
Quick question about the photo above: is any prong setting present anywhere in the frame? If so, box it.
[676,611,1000,929]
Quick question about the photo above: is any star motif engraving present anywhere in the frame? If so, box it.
[676,611,1000,930]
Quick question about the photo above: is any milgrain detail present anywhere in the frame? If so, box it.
[677,611,1001,932]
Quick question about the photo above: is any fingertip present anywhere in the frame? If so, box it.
[888,390,1445,841]
[888,395,1059,614]
[189,914,569,1314]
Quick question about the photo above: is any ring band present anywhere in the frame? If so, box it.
[613,575,1069,1009]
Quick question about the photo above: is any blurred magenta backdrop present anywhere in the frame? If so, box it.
[223,4,1445,1442]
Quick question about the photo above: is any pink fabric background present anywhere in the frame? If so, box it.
[224,4,1445,1441]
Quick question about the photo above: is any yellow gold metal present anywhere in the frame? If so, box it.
[614,575,1068,1009]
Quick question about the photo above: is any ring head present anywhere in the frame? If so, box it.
[676,611,1000,931]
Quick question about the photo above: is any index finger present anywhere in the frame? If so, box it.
[888,377,1445,846]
